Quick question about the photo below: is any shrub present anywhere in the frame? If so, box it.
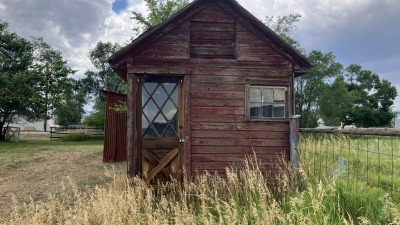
[62,133,101,142]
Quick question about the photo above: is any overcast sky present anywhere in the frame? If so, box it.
[1,0,399,111]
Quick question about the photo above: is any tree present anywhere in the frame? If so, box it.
[83,41,124,96]
[295,51,343,127]
[263,13,304,52]
[82,41,124,128]
[82,99,105,128]
[1,21,35,140]
[263,15,344,127]
[54,80,86,127]
[344,64,397,127]
[131,0,189,35]
[264,14,396,128]
[0,20,76,139]
[31,38,76,131]
[319,76,357,126]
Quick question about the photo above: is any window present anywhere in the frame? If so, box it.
[248,86,287,119]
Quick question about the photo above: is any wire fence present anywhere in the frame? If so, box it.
[300,132,400,201]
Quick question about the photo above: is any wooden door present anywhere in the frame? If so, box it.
[137,77,184,184]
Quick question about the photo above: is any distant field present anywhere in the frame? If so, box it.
[0,139,125,221]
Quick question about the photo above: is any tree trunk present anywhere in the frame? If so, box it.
[0,122,5,141]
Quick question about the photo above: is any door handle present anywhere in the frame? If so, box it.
[179,138,185,144]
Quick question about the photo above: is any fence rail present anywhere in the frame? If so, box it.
[300,132,400,202]
[50,126,104,139]
[300,127,400,136]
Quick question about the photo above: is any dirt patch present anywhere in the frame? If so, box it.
[0,143,125,221]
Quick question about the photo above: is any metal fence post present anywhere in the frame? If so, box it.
[290,115,301,166]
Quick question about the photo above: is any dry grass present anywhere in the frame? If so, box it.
[0,139,125,221]
[2,155,399,225]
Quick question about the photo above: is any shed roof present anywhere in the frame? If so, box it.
[109,0,312,80]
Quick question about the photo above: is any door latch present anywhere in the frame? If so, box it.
[179,138,185,144]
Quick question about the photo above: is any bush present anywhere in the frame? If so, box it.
[62,133,102,142]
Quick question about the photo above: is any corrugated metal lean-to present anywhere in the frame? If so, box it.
[102,91,127,162]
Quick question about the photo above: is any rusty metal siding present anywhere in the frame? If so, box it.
[102,91,127,162]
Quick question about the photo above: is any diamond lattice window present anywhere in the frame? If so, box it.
[142,82,179,138]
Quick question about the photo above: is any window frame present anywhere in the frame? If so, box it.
[245,84,290,121]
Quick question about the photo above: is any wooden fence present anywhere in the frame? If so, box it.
[300,127,400,136]
[2,126,21,142]
[50,126,104,139]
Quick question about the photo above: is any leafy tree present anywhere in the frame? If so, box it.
[83,41,124,96]
[263,15,344,127]
[295,51,343,127]
[344,64,397,127]
[31,38,76,131]
[319,76,357,126]
[82,41,124,128]
[0,20,76,139]
[263,13,304,52]
[82,98,105,128]
[0,21,35,140]
[265,14,396,128]
[131,0,189,35]
[54,80,86,127]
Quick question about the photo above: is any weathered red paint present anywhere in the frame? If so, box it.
[108,0,311,177]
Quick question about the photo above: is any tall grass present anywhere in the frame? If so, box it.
[4,156,399,225]
[301,133,400,203]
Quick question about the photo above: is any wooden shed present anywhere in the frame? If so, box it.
[108,0,311,182]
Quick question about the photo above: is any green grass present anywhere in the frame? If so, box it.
[300,133,400,204]
[0,139,103,158]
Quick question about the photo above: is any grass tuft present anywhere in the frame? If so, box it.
[3,155,399,225]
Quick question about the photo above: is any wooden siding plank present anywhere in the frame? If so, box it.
[191,83,245,92]
[191,161,281,171]
[191,138,289,147]
[191,21,235,32]
[236,46,278,54]
[191,122,289,131]
[130,58,291,69]
[191,47,234,59]
[191,14,235,23]
[191,146,288,155]
[191,154,287,162]
[191,30,235,40]
[191,114,245,123]
[191,106,244,115]
[191,130,289,139]
[191,99,244,107]
[191,67,292,77]
[190,75,291,85]
[191,91,244,99]
[190,39,235,46]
